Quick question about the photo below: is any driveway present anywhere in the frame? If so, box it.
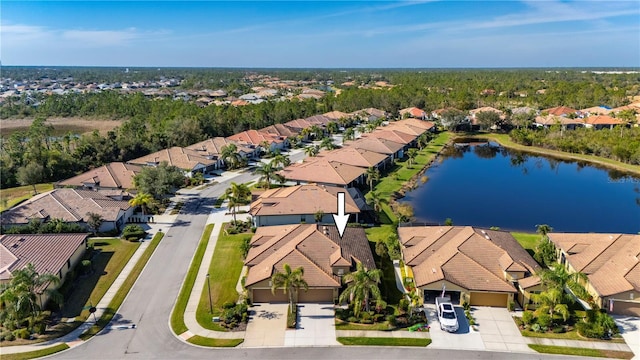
[614,315,640,359]
[473,307,532,353]
[242,303,288,348]
[423,304,485,350]
[284,303,339,347]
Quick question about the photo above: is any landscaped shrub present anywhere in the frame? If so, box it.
[552,325,565,333]
[121,224,146,241]
[13,328,30,339]
[462,301,470,311]
[373,314,385,323]
[81,259,92,274]
[530,323,542,333]
[536,313,552,328]
[223,301,235,309]
[386,315,397,327]
[398,299,409,313]
[347,316,358,323]
[576,322,605,338]
[522,310,535,325]
[507,300,515,312]
[220,302,248,329]
[2,331,15,341]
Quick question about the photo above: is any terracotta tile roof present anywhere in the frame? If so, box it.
[0,233,88,282]
[249,184,359,217]
[323,111,351,120]
[1,188,131,225]
[580,106,612,115]
[534,115,584,126]
[543,106,578,116]
[304,115,332,126]
[399,107,426,118]
[316,147,388,168]
[56,162,142,189]
[259,124,300,138]
[393,118,436,131]
[345,137,405,155]
[549,233,640,296]
[187,137,236,157]
[384,123,426,136]
[363,128,416,144]
[583,115,623,125]
[284,118,315,131]
[280,159,365,186]
[399,226,539,292]
[245,224,375,287]
[127,146,217,171]
[469,106,503,116]
[352,108,387,119]
[227,130,285,146]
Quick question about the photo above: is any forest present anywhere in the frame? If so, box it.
[1,68,638,189]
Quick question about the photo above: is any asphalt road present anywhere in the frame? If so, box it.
[54,152,595,360]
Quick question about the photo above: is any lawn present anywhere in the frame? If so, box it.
[0,183,54,211]
[80,232,164,340]
[186,335,243,347]
[195,224,250,330]
[365,226,403,305]
[170,223,214,335]
[1,343,69,360]
[61,238,140,320]
[511,232,541,258]
[335,320,393,331]
[528,344,634,359]
[337,337,431,346]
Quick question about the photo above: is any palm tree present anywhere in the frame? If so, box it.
[309,125,323,140]
[536,224,553,237]
[271,264,308,311]
[326,122,339,135]
[367,191,384,212]
[407,148,418,168]
[320,137,336,150]
[255,162,285,189]
[339,262,383,317]
[343,127,355,141]
[271,154,291,168]
[365,167,380,192]
[532,287,571,322]
[533,266,590,322]
[417,133,431,150]
[221,144,242,170]
[129,192,153,215]
[304,145,320,157]
[225,182,251,223]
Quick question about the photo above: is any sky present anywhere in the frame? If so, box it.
[1,1,639,68]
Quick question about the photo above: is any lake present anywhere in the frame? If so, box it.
[401,142,640,233]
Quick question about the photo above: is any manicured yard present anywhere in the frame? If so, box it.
[195,224,251,330]
[61,238,140,320]
[170,223,214,335]
[511,232,541,258]
[0,183,54,211]
[335,320,393,331]
[1,343,69,360]
[528,344,634,359]
[80,232,164,340]
[186,335,243,347]
[337,337,431,346]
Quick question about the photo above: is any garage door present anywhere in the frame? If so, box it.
[613,301,640,316]
[470,292,508,307]
[252,289,288,303]
[298,289,333,303]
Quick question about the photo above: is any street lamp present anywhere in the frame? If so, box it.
[206,273,213,313]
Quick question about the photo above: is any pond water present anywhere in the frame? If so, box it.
[401,142,640,233]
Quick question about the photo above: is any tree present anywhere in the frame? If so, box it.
[367,191,383,212]
[475,111,501,131]
[512,111,536,129]
[255,162,284,189]
[396,203,414,223]
[314,210,324,223]
[132,162,185,199]
[532,287,571,322]
[16,162,44,195]
[338,262,383,317]
[533,266,590,323]
[416,133,432,149]
[86,212,104,235]
[225,182,251,223]
[343,127,355,141]
[271,153,291,168]
[221,143,243,170]
[440,108,468,130]
[271,264,308,311]
[365,166,380,192]
[129,192,153,215]
[326,122,339,135]
[304,145,320,157]
[536,224,553,236]
[617,109,637,137]
[320,137,336,150]
[407,148,418,168]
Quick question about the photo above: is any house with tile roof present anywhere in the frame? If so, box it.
[580,106,612,116]
[55,162,142,191]
[399,226,541,307]
[542,106,579,117]
[362,128,417,149]
[350,108,388,122]
[392,118,436,132]
[186,137,257,168]
[250,184,360,227]
[227,129,287,153]
[244,224,375,303]
[1,189,133,232]
[548,233,640,316]
[259,123,300,139]
[582,115,623,130]
[279,159,366,188]
[316,147,391,170]
[0,233,89,306]
[399,107,427,120]
[534,115,585,129]
[127,147,218,176]
[323,111,351,121]
[345,137,406,159]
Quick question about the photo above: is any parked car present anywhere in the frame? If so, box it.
[435,296,459,332]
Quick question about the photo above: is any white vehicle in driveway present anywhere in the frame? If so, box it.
[435,296,459,332]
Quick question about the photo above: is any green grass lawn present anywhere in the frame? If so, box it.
[365,226,403,305]
[195,224,250,330]
[511,232,541,258]
[186,335,243,347]
[0,183,54,211]
[337,337,431,346]
[528,344,634,359]
[170,223,214,335]
[335,320,393,331]
[61,238,140,320]
[80,232,164,340]
[1,343,69,360]
[468,133,640,177]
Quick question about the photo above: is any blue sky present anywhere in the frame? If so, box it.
[2,1,639,67]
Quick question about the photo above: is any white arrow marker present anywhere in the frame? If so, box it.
[332,192,349,238]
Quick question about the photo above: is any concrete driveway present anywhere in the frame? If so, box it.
[242,303,288,348]
[614,315,640,359]
[423,305,485,350]
[284,303,339,347]
[473,307,532,353]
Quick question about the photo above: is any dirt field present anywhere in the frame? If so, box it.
[0,117,123,136]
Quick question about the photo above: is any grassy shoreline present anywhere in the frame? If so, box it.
[464,133,640,177]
